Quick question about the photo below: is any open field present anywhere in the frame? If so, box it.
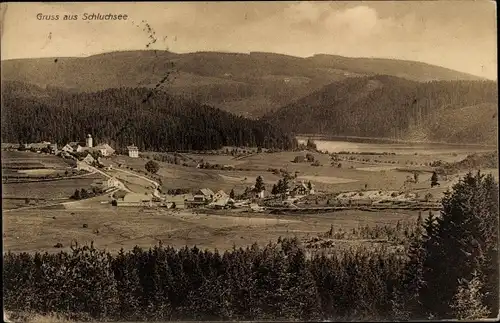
[2,176,105,200]
[2,205,420,254]
[2,151,72,172]
[3,141,497,254]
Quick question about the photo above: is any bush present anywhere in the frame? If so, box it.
[145,160,160,174]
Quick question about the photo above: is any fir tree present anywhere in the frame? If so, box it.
[430,171,439,187]
[419,172,499,318]
[254,176,265,192]
[450,270,491,320]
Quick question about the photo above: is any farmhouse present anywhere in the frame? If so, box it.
[62,143,76,153]
[163,193,193,209]
[91,177,121,192]
[209,190,234,209]
[127,145,139,158]
[82,154,95,165]
[76,160,94,172]
[194,188,215,202]
[292,181,315,196]
[213,190,228,200]
[116,192,153,207]
[93,143,115,157]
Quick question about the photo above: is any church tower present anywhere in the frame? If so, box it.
[86,134,93,148]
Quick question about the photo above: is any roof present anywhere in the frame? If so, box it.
[122,192,153,203]
[210,196,234,207]
[197,188,214,197]
[94,143,114,151]
[127,145,138,150]
[83,154,95,163]
[29,143,49,149]
[68,142,82,147]
[214,190,228,198]
[165,194,193,203]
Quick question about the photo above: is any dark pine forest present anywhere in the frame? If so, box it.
[1,81,298,151]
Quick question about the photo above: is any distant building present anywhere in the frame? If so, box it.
[292,181,315,196]
[86,134,93,148]
[49,143,58,154]
[93,143,115,157]
[163,193,193,209]
[127,145,139,158]
[76,160,94,172]
[116,192,153,207]
[209,190,234,209]
[29,142,50,151]
[62,144,74,153]
[193,188,215,203]
[213,190,228,201]
[91,177,120,192]
[75,145,86,153]
[82,154,95,165]
[62,136,114,156]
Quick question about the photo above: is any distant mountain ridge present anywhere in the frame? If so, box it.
[263,75,498,145]
[0,50,485,118]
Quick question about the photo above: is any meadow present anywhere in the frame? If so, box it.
[2,205,420,254]
[2,141,497,254]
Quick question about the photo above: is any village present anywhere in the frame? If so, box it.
[6,134,319,213]
[3,130,495,257]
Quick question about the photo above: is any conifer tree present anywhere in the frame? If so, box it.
[254,176,264,192]
[419,172,499,318]
[450,270,491,320]
[430,171,439,187]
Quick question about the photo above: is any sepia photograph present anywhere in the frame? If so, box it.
[1,1,498,322]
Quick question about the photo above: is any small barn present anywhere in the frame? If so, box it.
[116,192,153,207]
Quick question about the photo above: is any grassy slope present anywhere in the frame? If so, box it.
[1,50,484,118]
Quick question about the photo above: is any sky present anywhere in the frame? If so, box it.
[0,1,497,79]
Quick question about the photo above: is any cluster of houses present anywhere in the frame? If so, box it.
[114,188,237,209]
[113,180,315,210]
[15,135,140,159]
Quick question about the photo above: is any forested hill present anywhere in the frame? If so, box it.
[1,50,485,118]
[0,81,297,151]
[263,75,498,145]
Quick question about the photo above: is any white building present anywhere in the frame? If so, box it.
[127,145,139,158]
[86,134,93,148]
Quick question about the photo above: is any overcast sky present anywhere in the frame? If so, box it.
[1,1,497,79]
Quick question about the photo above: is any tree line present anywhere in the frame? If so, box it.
[1,81,298,152]
[3,171,498,321]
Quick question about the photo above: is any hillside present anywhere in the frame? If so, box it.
[0,50,485,118]
[263,75,498,145]
[0,81,297,151]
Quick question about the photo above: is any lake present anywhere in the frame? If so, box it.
[296,137,496,155]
